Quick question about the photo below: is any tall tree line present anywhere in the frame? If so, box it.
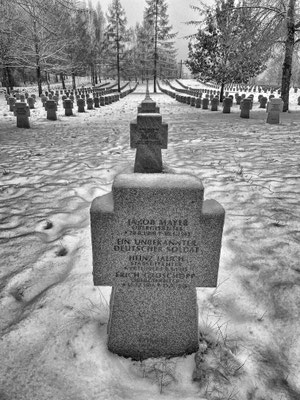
[0,0,178,94]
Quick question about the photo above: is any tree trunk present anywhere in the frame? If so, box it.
[116,16,121,92]
[2,67,9,94]
[91,64,95,86]
[45,71,51,92]
[60,73,66,90]
[153,0,159,93]
[4,66,14,93]
[33,18,43,96]
[72,72,76,90]
[36,65,42,96]
[219,82,225,102]
[281,0,295,112]
[23,68,26,85]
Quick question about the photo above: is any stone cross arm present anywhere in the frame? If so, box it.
[130,114,168,149]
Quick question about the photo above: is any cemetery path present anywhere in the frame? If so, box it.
[0,85,300,400]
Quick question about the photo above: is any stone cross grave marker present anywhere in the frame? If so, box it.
[211,97,219,111]
[45,99,57,120]
[222,97,232,113]
[8,96,16,112]
[14,102,30,128]
[266,98,283,124]
[27,96,35,109]
[63,99,73,116]
[130,108,168,173]
[202,97,209,109]
[90,173,225,360]
[240,98,252,118]
[259,96,268,109]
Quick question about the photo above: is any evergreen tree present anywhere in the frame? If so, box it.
[134,21,154,82]
[144,0,177,92]
[105,0,128,91]
[195,0,300,110]
[186,0,272,101]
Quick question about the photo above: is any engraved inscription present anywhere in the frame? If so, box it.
[126,218,191,237]
[269,104,281,111]
[136,128,161,145]
[113,217,199,288]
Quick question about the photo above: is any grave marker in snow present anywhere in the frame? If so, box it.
[202,97,209,109]
[90,173,225,360]
[266,98,283,124]
[222,97,232,113]
[130,92,168,173]
[8,96,16,112]
[27,96,35,109]
[14,102,30,128]
[41,94,48,107]
[195,97,201,108]
[87,97,94,110]
[77,98,85,112]
[63,99,73,116]
[240,98,252,119]
[94,96,100,108]
[211,97,219,111]
[90,87,225,360]
[45,100,57,121]
[259,96,268,109]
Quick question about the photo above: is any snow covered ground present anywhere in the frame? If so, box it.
[0,81,300,400]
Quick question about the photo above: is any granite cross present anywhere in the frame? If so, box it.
[90,173,225,360]
[266,98,283,124]
[130,86,168,173]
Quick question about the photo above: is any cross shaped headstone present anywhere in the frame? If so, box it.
[130,110,168,173]
[90,173,225,360]
[14,102,30,128]
[266,98,283,124]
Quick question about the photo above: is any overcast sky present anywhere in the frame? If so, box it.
[90,0,213,61]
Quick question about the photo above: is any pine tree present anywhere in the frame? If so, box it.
[134,21,155,82]
[144,0,177,92]
[186,0,272,101]
[105,0,128,91]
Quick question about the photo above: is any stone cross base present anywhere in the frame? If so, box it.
[17,116,30,128]
[134,144,163,173]
[108,286,198,360]
[266,112,280,124]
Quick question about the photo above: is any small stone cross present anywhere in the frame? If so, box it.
[130,111,168,173]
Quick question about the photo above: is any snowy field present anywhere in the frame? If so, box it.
[0,81,300,400]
